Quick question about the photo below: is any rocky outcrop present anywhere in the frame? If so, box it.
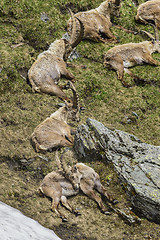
[74,118,160,223]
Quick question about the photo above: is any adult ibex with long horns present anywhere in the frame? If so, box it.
[135,0,160,29]
[104,25,160,87]
[31,81,80,152]
[67,0,121,43]
[28,11,84,102]
[39,150,116,222]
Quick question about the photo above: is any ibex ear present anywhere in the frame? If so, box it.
[64,100,69,109]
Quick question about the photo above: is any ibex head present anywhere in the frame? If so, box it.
[56,150,82,190]
[63,9,84,61]
[64,81,80,122]
[48,9,84,61]
[99,0,121,17]
[69,165,82,190]
[142,24,160,53]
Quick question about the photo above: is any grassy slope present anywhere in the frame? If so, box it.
[0,0,160,239]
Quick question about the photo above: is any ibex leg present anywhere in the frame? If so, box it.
[95,180,113,202]
[100,24,117,42]
[40,83,71,102]
[80,179,108,213]
[60,64,76,82]
[51,197,67,221]
[61,196,81,216]
[85,26,107,43]
[144,54,160,66]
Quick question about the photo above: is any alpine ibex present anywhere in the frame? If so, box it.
[31,81,80,152]
[39,150,116,222]
[104,25,160,87]
[135,0,160,29]
[67,0,121,43]
[28,11,84,102]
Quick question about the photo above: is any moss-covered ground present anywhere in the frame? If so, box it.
[0,0,160,239]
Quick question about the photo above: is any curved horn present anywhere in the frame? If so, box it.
[57,148,72,178]
[151,23,159,42]
[55,150,62,171]
[68,8,84,48]
[68,81,80,110]
[141,23,159,41]
[68,80,80,122]
[140,30,155,40]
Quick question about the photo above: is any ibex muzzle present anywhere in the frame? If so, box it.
[39,151,116,222]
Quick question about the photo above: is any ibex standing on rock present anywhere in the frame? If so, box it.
[104,25,160,87]
[39,150,116,222]
[28,11,84,102]
[31,82,80,152]
[67,0,121,43]
[135,0,160,29]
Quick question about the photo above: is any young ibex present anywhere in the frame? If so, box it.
[28,11,84,102]
[67,0,121,43]
[135,0,160,29]
[104,25,160,86]
[31,82,80,152]
[39,150,116,222]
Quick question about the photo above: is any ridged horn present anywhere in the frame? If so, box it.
[140,30,155,40]
[68,81,80,110]
[141,23,159,41]
[55,149,72,178]
[68,8,84,48]
[152,23,159,42]
[67,81,80,121]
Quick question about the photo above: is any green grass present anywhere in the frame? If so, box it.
[0,1,160,239]
[0,0,160,163]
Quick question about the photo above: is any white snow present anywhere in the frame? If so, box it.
[0,201,61,240]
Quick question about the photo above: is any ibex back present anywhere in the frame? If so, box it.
[135,0,160,29]
[67,0,121,43]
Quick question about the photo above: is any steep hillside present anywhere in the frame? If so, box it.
[0,0,160,239]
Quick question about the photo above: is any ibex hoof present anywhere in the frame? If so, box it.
[112,199,119,205]
[62,217,68,222]
[73,210,81,216]
[104,211,112,215]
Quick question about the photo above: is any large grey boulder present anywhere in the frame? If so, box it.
[74,118,160,223]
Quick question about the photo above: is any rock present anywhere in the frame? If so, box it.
[74,118,160,223]
[40,12,49,22]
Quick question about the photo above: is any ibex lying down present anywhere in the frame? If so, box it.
[104,25,160,86]
[31,82,80,152]
[28,12,84,102]
[135,0,160,29]
[39,150,116,221]
[67,0,121,43]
